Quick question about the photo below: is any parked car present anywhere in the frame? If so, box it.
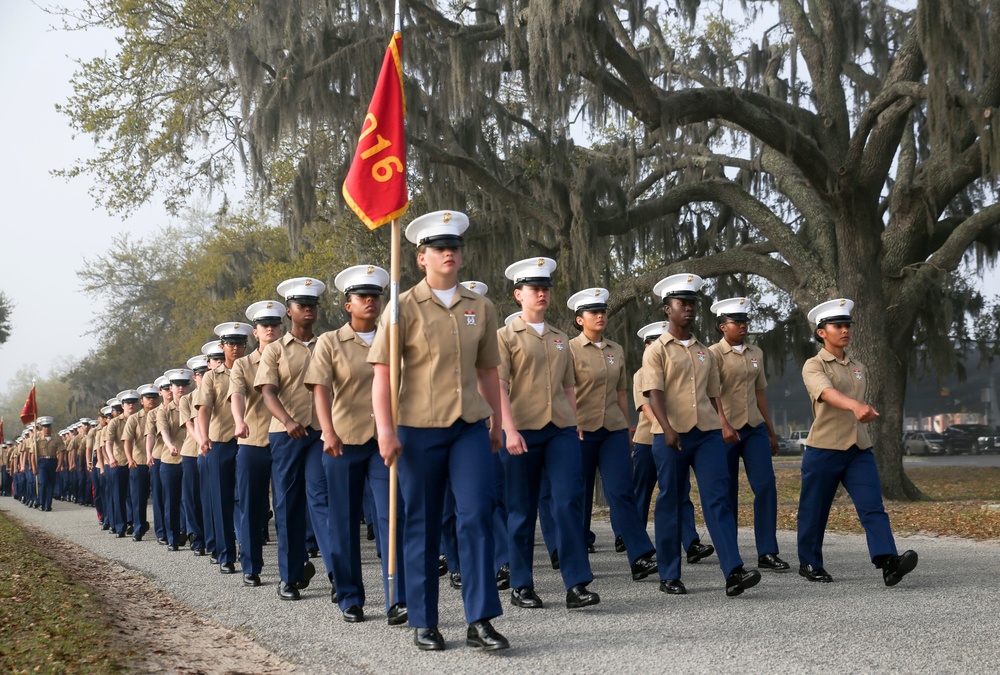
[903,432,947,456]
[787,429,810,454]
[941,424,1000,455]
[775,435,792,455]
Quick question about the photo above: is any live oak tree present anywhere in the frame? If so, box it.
[58,0,1000,499]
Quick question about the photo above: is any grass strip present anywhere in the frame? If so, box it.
[0,510,126,674]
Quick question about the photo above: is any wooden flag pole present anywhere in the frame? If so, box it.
[387,216,401,607]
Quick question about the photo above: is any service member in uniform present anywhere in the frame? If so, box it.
[34,417,63,512]
[631,322,715,565]
[255,277,328,601]
[197,322,253,575]
[498,257,600,611]
[798,299,918,586]
[190,352,218,560]
[307,264,408,625]
[159,369,195,551]
[183,355,210,556]
[370,210,508,652]
[231,300,284,587]
[105,396,133,536]
[148,377,172,544]
[642,273,760,597]
[567,287,657,580]
[708,297,788,571]
[92,409,111,527]
[123,385,158,541]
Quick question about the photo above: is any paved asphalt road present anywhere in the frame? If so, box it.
[3,497,999,674]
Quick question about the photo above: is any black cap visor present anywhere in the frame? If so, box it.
[514,276,554,288]
[286,296,320,306]
[345,284,385,297]
[419,234,464,248]
[817,314,853,327]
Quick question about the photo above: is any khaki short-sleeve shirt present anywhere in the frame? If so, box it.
[708,338,768,429]
[105,416,128,464]
[36,436,63,459]
[145,407,164,460]
[196,365,237,442]
[641,333,721,434]
[95,427,109,465]
[156,402,185,465]
[123,410,148,464]
[570,334,628,432]
[254,333,317,433]
[632,368,656,444]
[498,317,577,431]
[803,348,872,451]
[305,324,377,445]
[367,280,501,428]
[178,394,200,457]
[229,350,271,447]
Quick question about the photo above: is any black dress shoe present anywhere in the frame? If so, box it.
[631,552,657,581]
[883,550,918,587]
[438,554,448,577]
[566,583,600,609]
[687,541,715,564]
[758,553,790,571]
[799,564,833,583]
[126,524,134,535]
[659,579,687,595]
[116,532,126,538]
[295,560,316,590]
[550,550,560,570]
[157,537,168,545]
[243,573,261,587]
[342,605,365,623]
[168,544,179,552]
[366,523,375,541]
[587,543,596,554]
[449,572,462,589]
[220,562,237,574]
[307,547,320,559]
[414,627,445,651]
[177,532,187,547]
[277,582,300,601]
[193,547,206,557]
[614,535,626,553]
[132,535,143,542]
[387,603,408,626]
[210,555,219,565]
[467,620,509,651]
[495,564,510,591]
[510,586,544,608]
[726,567,761,597]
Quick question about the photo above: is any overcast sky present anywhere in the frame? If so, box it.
[1,0,998,401]
[0,0,180,393]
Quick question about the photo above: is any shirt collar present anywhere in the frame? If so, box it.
[818,347,851,365]
[413,278,476,308]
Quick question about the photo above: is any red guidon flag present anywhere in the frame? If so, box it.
[342,31,409,230]
[20,386,37,425]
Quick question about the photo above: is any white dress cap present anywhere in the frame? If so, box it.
[405,210,469,247]
[165,368,195,383]
[106,398,122,408]
[37,416,54,426]
[504,311,523,326]
[335,265,390,296]
[138,384,159,397]
[653,273,704,300]
[201,341,224,358]
[246,300,285,325]
[186,355,209,371]
[505,257,557,287]
[460,281,488,296]
[214,322,255,342]
[567,288,609,312]
[154,375,170,389]
[117,389,140,402]
[100,406,113,416]
[276,277,326,305]
[710,297,751,318]
[637,321,670,341]
[78,418,91,425]
[807,298,854,326]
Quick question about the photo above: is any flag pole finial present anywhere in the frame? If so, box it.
[394,0,401,33]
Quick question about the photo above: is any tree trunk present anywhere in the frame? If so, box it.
[835,198,926,500]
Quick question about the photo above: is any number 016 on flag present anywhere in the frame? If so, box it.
[342,31,409,230]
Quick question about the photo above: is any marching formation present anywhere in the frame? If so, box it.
[0,209,918,654]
